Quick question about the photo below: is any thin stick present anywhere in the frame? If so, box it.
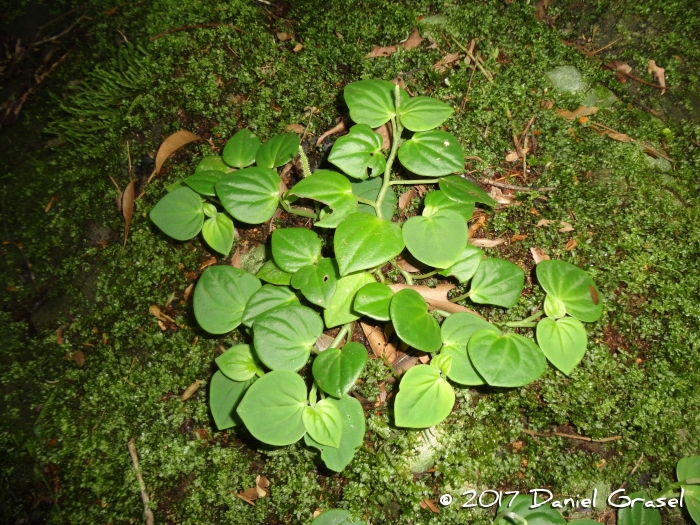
[11,49,72,119]
[461,59,477,110]
[127,438,155,525]
[480,178,555,192]
[602,63,665,90]
[450,37,494,83]
[150,23,245,41]
[33,15,87,47]
[590,36,622,55]
[518,115,536,148]
[522,428,621,443]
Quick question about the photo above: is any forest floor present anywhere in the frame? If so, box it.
[1,0,699,523]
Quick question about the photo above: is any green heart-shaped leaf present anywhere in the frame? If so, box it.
[403,209,467,268]
[536,260,603,322]
[253,304,323,371]
[201,212,234,255]
[423,190,474,221]
[334,213,404,276]
[617,491,661,525]
[271,228,322,273]
[343,79,409,128]
[256,133,300,168]
[305,396,365,472]
[236,370,307,445]
[328,124,386,179]
[439,176,497,207]
[291,258,339,308]
[678,455,700,483]
[440,312,500,385]
[216,167,280,224]
[397,130,464,176]
[353,282,393,321]
[150,187,204,240]
[468,331,546,387]
[311,508,361,525]
[497,494,566,525]
[241,284,299,327]
[196,155,230,174]
[544,294,567,319]
[324,272,375,328]
[209,371,253,430]
[215,344,263,381]
[193,266,261,334]
[350,176,397,219]
[398,96,453,131]
[184,170,224,196]
[469,258,524,308]
[390,289,441,352]
[438,244,483,283]
[256,259,293,285]
[394,365,455,428]
[288,170,358,228]
[313,342,368,398]
[303,398,343,448]
[682,485,700,525]
[536,317,587,375]
[222,129,261,168]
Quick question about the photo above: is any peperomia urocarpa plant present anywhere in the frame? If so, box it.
[149,79,602,472]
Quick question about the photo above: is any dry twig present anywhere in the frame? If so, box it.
[127,438,155,525]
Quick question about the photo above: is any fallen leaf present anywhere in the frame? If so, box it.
[468,215,486,238]
[535,0,551,20]
[56,326,64,345]
[155,130,202,175]
[398,189,416,211]
[403,28,423,50]
[489,187,518,206]
[72,351,85,367]
[530,247,550,264]
[606,61,632,75]
[365,28,422,58]
[565,239,578,251]
[234,488,257,506]
[361,322,397,361]
[396,253,426,272]
[276,32,293,41]
[536,219,552,227]
[432,52,460,72]
[200,257,218,270]
[469,238,506,248]
[292,43,303,52]
[511,234,527,242]
[158,320,166,330]
[122,180,135,248]
[255,475,270,498]
[558,221,574,233]
[374,122,392,150]
[421,499,440,513]
[505,151,520,162]
[285,123,305,133]
[44,196,58,212]
[316,119,346,146]
[314,333,336,353]
[556,106,598,121]
[181,379,203,401]
[530,207,540,216]
[645,61,665,94]
[387,284,483,315]
[313,509,323,519]
[414,184,428,197]
[230,244,241,268]
[607,131,631,142]
[393,353,419,374]
[182,283,195,302]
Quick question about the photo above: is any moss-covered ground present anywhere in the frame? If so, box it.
[1,0,699,523]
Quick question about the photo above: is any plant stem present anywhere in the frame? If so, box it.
[434,309,453,318]
[412,269,438,279]
[356,196,379,209]
[492,511,528,525]
[375,86,404,219]
[449,290,472,303]
[278,197,317,219]
[298,145,312,178]
[389,178,440,185]
[505,310,544,328]
[330,323,353,348]
[372,267,386,283]
[390,259,414,285]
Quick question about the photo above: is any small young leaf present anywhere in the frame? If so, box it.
[344,79,409,128]
[403,209,467,268]
[196,155,229,174]
[536,260,603,322]
[397,130,464,176]
[439,176,497,207]
[291,258,339,308]
[202,203,217,218]
[210,371,253,430]
[390,289,441,352]
[328,124,386,179]
[431,353,452,376]
[324,272,375,328]
[440,312,500,385]
[184,170,225,196]
[271,228,322,273]
[536,317,588,375]
[423,190,474,221]
[469,258,524,308]
[222,129,261,168]
[350,176,397,218]
[398,96,453,131]
[312,342,368,398]
[256,133,300,168]
[353,282,394,321]
[241,284,299,327]
[617,491,661,525]
[254,304,324,371]
[544,294,567,319]
[438,245,483,283]
[288,170,358,227]
[216,344,262,381]
[394,365,455,428]
[193,266,261,334]
[303,398,344,448]
[236,370,307,446]
[201,212,234,255]
[256,259,293,285]
[468,331,546,387]
[334,213,404,276]
[216,167,280,224]
[150,187,204,240]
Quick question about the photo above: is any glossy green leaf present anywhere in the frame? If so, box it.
[236,370,307,446]
[497,494,566,525]
[215,344,263,381]
[216,167,280,224]
[569,521,606,525]
[328,124,386,179]
[150,187,204,241]
[683,485,700,525]
[311,508,363,525]
[291,258,339,308]
[202,203,217,218]
[469,331,546,387]
[350,176,396,219]
[305,396,365,472]
[222,129,261,168]
[536,260,603,322]
[334,213,404,276]
[397,130,464,176]
[256,259,293,285]
[677,455,700,523]
[617,491,661,525]
[254,304,323,371]
[209,371,253,430]
[165,180,187,192]
[431,353,452,376]
[423,190,474,221]
[469,258,525,308]
[403,209,467,268]
[438,244,483,283]
[193,266,261,334]
[439,175,497,207]
[271,228,322,273]
[324,272,375,328]
[398,96,453,131]
[303,398,343,448]
[353,282,393,321]
[241,284,299,327]
[343,79,408,128]
[256,133,300,168]
[184,170,224,196]
[536,317,587,375]
[313,342,368,398]
[394,365,455,428]
[678,455,700,482]
[390,289,441,352]
[196,155,229,173]
[201,212,234,255]
[288,170,357,227]
[440,312,500,385]
[544,294,567,319]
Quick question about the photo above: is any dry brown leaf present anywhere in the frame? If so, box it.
[181,379,203,401]
[432,52,460,72]
[374,122,392,150]
[421,499,440,513]
[469,238,506,248]
[489,187,518,206]
[396,254,426,272]
[418,354,430,364]
[230,244,241,269]
[155,130,202,175]
[505,151,520,162]
[535,0,551,20]
[414,184,428,197]
[183,283,194,302]
[149,304,175,323]
[648,60,666,94]
[122,180,135,248]
[393,354,419,374]
[234,488,258,506]
[255,475,270,498]
[313,509,323,519]
[56,326,64,345]
[536,219,552,227]
[361,322,397,361]
[44,196,58,212]
[72,350,85,367]
[556,106,598,121]
[607,131,632,142]
[565,239,578,251]
[292,43,303,52]
[200,257,218,270]
[316,119,346,146]
[314,333,336,353]
[606,61,632,75]
[276,32,293,41]
[403,28,423,50]
[530,246,550,264]
[285,123,305,133]
[511,234,527,242]
[387,284,483,315]
[365,28,422,58]
[468,215,486,238]
[558,221,574,233]
[398,189,416,211]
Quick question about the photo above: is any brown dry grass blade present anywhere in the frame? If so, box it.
[469,238,505,248]
[387,284,482,315]
[122,180,135,248]
[154,130,203,176]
